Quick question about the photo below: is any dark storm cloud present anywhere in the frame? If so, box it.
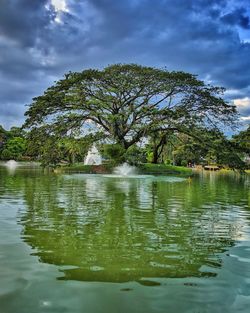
[0,0,250,128]
[221,8,250,29]
[0,0,51,47]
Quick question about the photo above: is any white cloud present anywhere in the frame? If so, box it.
[50,0,69,23]
[51,0,69,12]
[240,116,250,121]
[233,97,250,108]
[233,98,250,121]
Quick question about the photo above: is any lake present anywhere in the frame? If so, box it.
[0,164,250,313]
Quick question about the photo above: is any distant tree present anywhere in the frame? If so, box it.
[26,126,100,166]
[171,128,247,169]
[0,125,8,147]
[0,137,27,160]
[230,126,250,168]
[232,126,250,152]
[24,64,237,163]
[59,137,91,164]
[0,125,28,160]
[9,126,25,138]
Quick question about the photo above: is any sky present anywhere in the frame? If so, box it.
[0,0,250,130]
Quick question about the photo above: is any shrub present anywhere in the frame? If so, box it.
[181,160,188,167]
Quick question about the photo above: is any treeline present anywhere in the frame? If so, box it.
[0,125,90,164]
[0,124,249,169]
[149,128,250,169]
[101,127,250,169]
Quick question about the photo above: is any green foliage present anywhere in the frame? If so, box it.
[181,160,188,167]
[232,126,250,154]
[170,128,248,170]
[21,63,245,167]
[58,163,115,174]
[26,126,95,166]
[0,137,27,160]
[0,125,8,144]
[146,151,153,163]
[124,145,147,165]
[233,126,250,169]
[165,159,172,165]
[0,126,28,160]
[8,127,25,138]
[137,163,192,175]
[102,143,147,165]
[62,164,94,173]
[1,149,12,160]
[24,63,237,157]
[147,131,170,164]
[214,139,247,170]
[40,139,63,167]
[59,137,90,164]
[102,144,126,165]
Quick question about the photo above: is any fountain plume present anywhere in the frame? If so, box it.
[84,145,102,165]
[114,163,136,176]
[5,160,18,173]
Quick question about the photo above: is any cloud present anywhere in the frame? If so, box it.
[221,8,250,29]
[51,0,68,12]
[241,116,250,121]
[0,0,250,129]
[233,97,250,128]
[0,0,50,47]
[233,97,250,117]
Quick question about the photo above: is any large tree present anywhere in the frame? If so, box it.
[232,126,250,152]
[24,64,237,154]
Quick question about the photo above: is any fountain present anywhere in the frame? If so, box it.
[5,160,18,173]
[101,162,148,179]
[84,145,102,165]
[114,163,136,176]
[107,162,186,182]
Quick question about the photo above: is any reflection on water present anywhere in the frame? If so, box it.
[1,167,250,313]
[10,172,249,283]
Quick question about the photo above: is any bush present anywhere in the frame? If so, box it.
[0,137,27,160]
[165,159,172,165]
[181,160,188,167]
[1,149,12,160]
[125,146,147,165]
[102,144,126,165]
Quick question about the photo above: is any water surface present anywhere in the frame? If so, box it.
[0,165,250,312]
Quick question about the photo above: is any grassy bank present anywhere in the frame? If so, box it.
[137,163,192,176]
[59,163,113,174]
[60,162,192,176]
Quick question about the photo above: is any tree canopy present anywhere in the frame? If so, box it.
[0,125,27,160]
[232,126,250,152]
[24,64,237,151]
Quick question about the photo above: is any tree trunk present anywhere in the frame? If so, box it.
[152,149,160,164]
[151,134,167,164]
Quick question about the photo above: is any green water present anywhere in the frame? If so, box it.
[0,165,250,313]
